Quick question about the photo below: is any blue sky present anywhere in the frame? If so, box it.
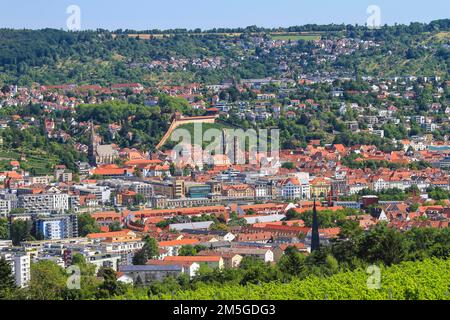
[0,0,448,30]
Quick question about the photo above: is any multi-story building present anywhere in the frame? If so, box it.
[86,253,121,272]
[281,174,310,200]
[187,184,212,198]
[151,179,185,199]
[97,241,145,266]
[18,193,69,214]
[310,177,332,198]
[24,175,53,185]
[253,181,277,200]
[221,184,255,198]
[331,179,348,198]
[173,179,185,198]
[425,123,437,133]
[119,264,198,285]
[0,198,12,218]
[0,252,31,288]
[68,195,80,212]
[281,178,302,200]
[131,182,154,199]
[73,185,111,204]
[438,157,450,170]
[14,254,31,287]
[56,171,73,183]
[34,214,78,240]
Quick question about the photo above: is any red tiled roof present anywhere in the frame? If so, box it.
[164,256,222,262]
[158,239,200,247]
[87,229,134,239]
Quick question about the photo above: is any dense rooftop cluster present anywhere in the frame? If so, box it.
[0,20,449,300]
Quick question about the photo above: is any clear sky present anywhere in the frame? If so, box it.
[0,0,448,30]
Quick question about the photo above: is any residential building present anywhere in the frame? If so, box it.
[35,214,78,240]
[164,255,224,269]
[118,264,198,285]
[0,253,30,288]
[18,193,69,214]
[310,177,331,198]
[86,253,121,272]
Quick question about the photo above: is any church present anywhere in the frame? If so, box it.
[88,122,120,166]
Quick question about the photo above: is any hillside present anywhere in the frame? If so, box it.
[0,20,448,86]
[149,258,450,300]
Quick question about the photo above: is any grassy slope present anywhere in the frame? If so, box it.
[0,148,59,175]
[162,122,232,150]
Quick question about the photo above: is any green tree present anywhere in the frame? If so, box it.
[338,220,364,239]
[142,236,158,258]
[132,236,158,265]
[0,258,17,299]
[239,257,280,285]
[27,260,68,300]
[281,162,295,170]
[0,218,8,239]
[428,187,449,201]
[285,209,300,221]
[134,194,146,205]
[358,223,407,266]
[209,222,228,231]
[147,276,182,296]
[66,253,100,300]
[132,250,148,265]
[410,203,420,212]
[278,246,306,278]
[109,221,122,232]
[169,162,176,176]
[96,267,127,299]
[10,220,34,245]
[178,245,197,256]
[78,213,101,236]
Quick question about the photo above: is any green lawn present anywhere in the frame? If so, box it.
[163,122,233,150]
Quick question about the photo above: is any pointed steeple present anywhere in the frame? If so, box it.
[311,198,320,252]
[88,120,97,166]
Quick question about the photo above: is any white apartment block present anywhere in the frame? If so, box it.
[101,241,145,266]
[24,175,53,185]
[0,253,31,288]
[131,183,154,198]
[86,253,121,273]
[373,178,390,192]
[373,179,412,192]
[281,180,302,199]
[255,185,268,198]
[0,199,12,218]
[44,220,62,240]
[74,185,111,204]
[14,254,31,287]
[18,193,69,214]
[348,183,369,195]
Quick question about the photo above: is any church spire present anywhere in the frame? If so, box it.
[311,198,320,252]
[88,120,97,166]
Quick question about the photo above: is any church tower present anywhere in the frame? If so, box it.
[88,121,98,166]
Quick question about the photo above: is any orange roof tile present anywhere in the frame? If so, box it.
[158,239,200,247]
[87,229,134,239]
[164,256,222,262]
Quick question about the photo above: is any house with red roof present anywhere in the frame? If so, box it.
[158,238,200,258]
[164,255,224,269]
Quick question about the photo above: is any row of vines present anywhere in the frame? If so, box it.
[144,258,450,300]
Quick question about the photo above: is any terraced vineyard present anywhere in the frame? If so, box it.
[152,258,450,300]
[0,148,59,175]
